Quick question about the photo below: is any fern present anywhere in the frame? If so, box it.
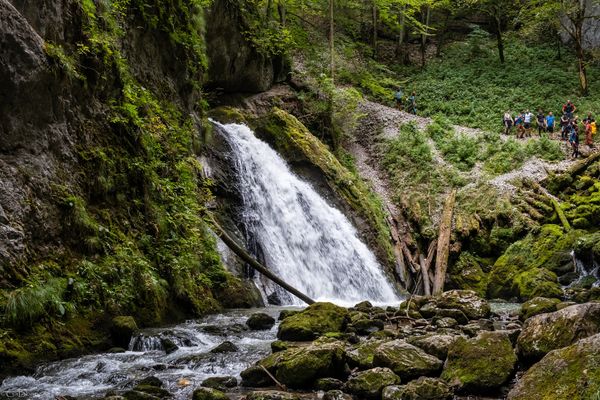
[4,278,70,327]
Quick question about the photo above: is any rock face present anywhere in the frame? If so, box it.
[383,377,453,400]
[516,302,600,361]
[373,340,443,381]
[277,302,348,341]
[342,367,401,399]
[204,0,289,92]
[442,331,517,391]
[508,334,600,400]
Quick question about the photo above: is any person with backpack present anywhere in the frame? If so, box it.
[503,111,514,135]
[394,89,404,111]
[515,112,525,138]
[523,110,534,137]
[546,112,555,138]
[537,109,546,136]
[569,120,580,158]
[407,92,417,115]
[563,100,576,119]
[585,120,595,148]
[560,113,570,140]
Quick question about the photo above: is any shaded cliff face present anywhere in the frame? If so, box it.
[0,0,276,372]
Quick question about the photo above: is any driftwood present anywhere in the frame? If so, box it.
[432,189,457,296]
[551,197,571,231]
[209,216,315,305]
[260,365,287,391]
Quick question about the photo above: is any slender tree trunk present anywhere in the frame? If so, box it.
[436,14,450,57]
[432,190,457,295]
[555,31,562,60]
[372,0,378,58]
[329,0,335,82]
[420,5,431,68]
[495,15,505,64]
[575,28,588,95]
[278,0,286,26]
[266,0,273,19]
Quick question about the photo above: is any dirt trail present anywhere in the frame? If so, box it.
[349,100,576,216]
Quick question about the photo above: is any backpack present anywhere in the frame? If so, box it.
[394,91,403,101]
[592,121,597,135]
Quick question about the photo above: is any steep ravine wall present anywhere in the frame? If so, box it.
[0,0,276,375]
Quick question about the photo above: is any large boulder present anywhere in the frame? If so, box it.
[447,252,488,297]
[247,313,276,330]
[373,340,443,381]
[343,367,400,399]
[241,340,346,389]
[508,334,600,400]
[382,377,453,400]
[519,297,561,321]
[346,339,389,369]
[516,302,600,362]
[111,316,138,348]
[441,331,517,391]
[436,290,491,320]
[277,302,348,341]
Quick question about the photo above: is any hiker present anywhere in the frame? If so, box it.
[585,120,594,147]
[569,121,580,158]
[583,112,595,125]
[515,112,525,138]
[560,113,570,140]
[523,110,534,137]
[563,100,576,119]
[394,89,404,111]
[503,111,514,135]
[536,109,546,135]
[546,111,555,137]
[407,92,417,115]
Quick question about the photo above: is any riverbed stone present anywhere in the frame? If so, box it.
[433,317,458,329]
[323,390,353,400]
[407,334,463,360]
[343,367,400,399]
[517,302,600,362]
[382,377,453,400]
[245,391,300,400]
[137,376,163,387]
[111,316,138,348]
[346,339,389,369]
[160,338,178,355]
[277,302,348,341]
[373,340,443,380]
[519,297,561,321]
[508,333,600,400]
[131,385,172,398]
[192,387,228,400]
[210,341,239,353]
[437,290,491,319]
[441,331,517,391]
[201,376,237,391]
[247,313,276,330]
[315,377,344,391]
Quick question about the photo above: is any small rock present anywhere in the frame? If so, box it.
[267,292,282,305]
[434,308,469,324]
[343,367,401,399]
[323,390,353,400]
[433,317,457,329]
[201,376,237,391]
[210,341,239,353]
[437,290,491,319]
[108,347,127,353]
[383,377,453,400]
[246,391,300,400]
[460,323,481,337]
[192,387,228,400]
[160,338,178,355]
[407,334,464,360]
[315,377,344,391]
[137,376,163,388]
[132,385,172,398]
[247,313,276,330]
[354,300,374,311]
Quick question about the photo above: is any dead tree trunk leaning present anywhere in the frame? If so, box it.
[432,189,457,296]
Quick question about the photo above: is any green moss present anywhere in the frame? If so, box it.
[254,108,395,265]
[448,252,488,297]
[343,367,401,399]
[519,297,561,321]
[277,302,348,341]
[208,107,247,124]
[274,342,346,388]
[513,268,562,301]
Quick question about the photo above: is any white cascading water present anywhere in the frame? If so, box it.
[213,121,399,305]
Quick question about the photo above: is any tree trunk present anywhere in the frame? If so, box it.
[420,6,431,68]
[329,0,335,81]
[266,0,273,19]
[372,0,378,58]
[576,41,588,95]
[555,31,562,60]
[432,189,457,295]
[495,15,505,64]
[278,0,286,26]
[436,14,450,57]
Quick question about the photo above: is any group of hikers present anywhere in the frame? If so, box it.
[394,89,417,115]
[502,100,597,158]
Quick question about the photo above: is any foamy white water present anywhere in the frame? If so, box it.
[214,121,399,305]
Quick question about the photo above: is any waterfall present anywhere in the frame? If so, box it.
[213,121,399,305]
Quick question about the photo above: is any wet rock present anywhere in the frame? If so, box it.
[434,308,469,325]
[247,313,276,330]
[516,302,600,362]
[507,333,600,400]
[240,365,272,387]
[201,376,237,391]
[277,302,348,341]
[210,341,239,353]
[460,323,481,337]
[278,310,300,321]
[437,290,491,320]
[191,387,228,400]
[108,347,127,353]
[111,316,138,348]
[519,297,561,321]
[354,300,374,312]
[418,302,438,319]
[267,292,283,306]
[373,340,443,380]
[351,317,384,335]
[131,385,172,398]
[441,331,517,391]
[322,390,353,400]
[343,367,401,399]
[346,339,389,369]
[315,377,344,391]
[137,376,164,388]
[556,301,577,310]
[246,391,300,400]
[160,338,178,355]
[270,340,293,353]
[407,334,464,360]
[433,317,457,329]
[383,377,453,400]
[122,390,161,400]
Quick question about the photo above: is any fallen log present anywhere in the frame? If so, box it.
[209,215,315,305]
[432,189,457,296]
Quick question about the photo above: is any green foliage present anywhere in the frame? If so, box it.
[44,42,83,80]
[467,25,491,59]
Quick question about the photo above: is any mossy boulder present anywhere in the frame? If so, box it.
[343,367,401,399]
[245,391,301,400]
[407,334,464,360]
[201,376,237,391]
[436,290,490,320]
[373,340,443,380]
[382,377,453,400]
[323,390,353,400]
[519,297,561,321]
[508,333,600,400]
[192,387,228,400]
[516,302,600,362]
[447,252,488,297]
[247,313,276,330]
[277,302,348,341]
[315,378,344,391]
[111,316,138,348]
[488,225,584,301]
[441,331,517,391]
[346,339,389,369]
